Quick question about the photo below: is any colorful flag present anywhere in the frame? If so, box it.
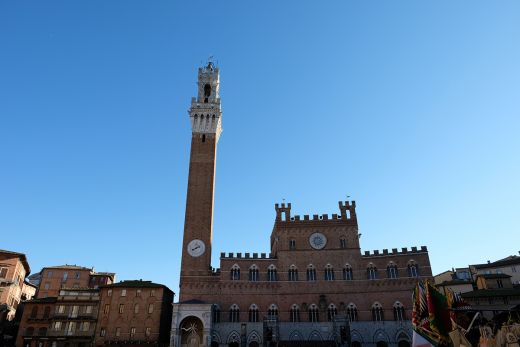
[412,281,452,347]
[413,330,435,347]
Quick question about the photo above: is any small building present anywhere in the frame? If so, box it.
[17,288,100,347]
[436,279,474,297]
[475,273,513,290]
[470,255,520,285]
[94,280,174,347]
[0,249,32,320]
[16,265,115,347]
[434,268,474,296]
[36,265,115,299]
[460,273,520,319]
[16,297,57,347]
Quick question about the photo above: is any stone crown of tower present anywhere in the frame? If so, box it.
[189,62,222,141]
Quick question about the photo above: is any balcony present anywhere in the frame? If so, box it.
[23,328,48,337]
[27,315,51,321]
[47,330,95,338]
[103,334,156,344]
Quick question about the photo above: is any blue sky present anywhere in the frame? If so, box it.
[1,1,519,295]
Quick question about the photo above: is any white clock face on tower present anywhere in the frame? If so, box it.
[187,239,206,257]
[309,232,327,250]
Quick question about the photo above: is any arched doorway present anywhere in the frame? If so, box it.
[211,342,219,347]
[180,316,204,347]
[228,342,239,347]
[249,342,260,347]
[398,341,410,347]
[376,341,388,347]
[352,341,362,347]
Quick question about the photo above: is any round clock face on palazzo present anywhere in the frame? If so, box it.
[309,232,327,249]
[187,239,206,257]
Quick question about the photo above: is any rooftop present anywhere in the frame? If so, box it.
[43,264,93,270]
[434,270,454,277]
[0,249,31,274]
[473,256,520,269]
[437,279,473,286]
[24,297,58,304]
[41,265,114,278]
[103,280,170,289]
[477,273,512,279]
[462,288,520,298]
[91,272,116,276]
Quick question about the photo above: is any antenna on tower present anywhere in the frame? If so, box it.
[206,55,215,70]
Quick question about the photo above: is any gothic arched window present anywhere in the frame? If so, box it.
[324,264,335,281]
[288,265,298,281]
[343,264,353,280]
[267,265,277,282]
[387,263,398,279]
[393,302,406,321]
[204,84,211,103]
[30,306,38,318]
[249,265,259,282]
[267,304,278,318]
[229,304,240,322]
[249,304,259,322]
[340,236,347,249]
[290,304,300,322]
[327,304,338,322]
[38,327,47,337]
[212,305,221,323]
[230,265,240,281]
[367,264,378,280]
[307,265,316,281]
[407,262,419,278]
[308,304,319,322]
[372,302,384,322]
[347,303,358,322]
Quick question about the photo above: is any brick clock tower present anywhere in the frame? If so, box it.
[171,63,433,347]
[179,62,222,301]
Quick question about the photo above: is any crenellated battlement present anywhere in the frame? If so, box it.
[274,202,292,221]
[274,200,357,223]
[361,246,428,257]
[220,252,275,260]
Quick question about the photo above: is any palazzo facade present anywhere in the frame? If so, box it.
[170,63,433,347]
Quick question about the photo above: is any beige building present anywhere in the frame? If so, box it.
[461,273,520,319]
[437,258,520,320]
[470,255,520,285]
[434,268,473,296]
[0,249,33,320]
